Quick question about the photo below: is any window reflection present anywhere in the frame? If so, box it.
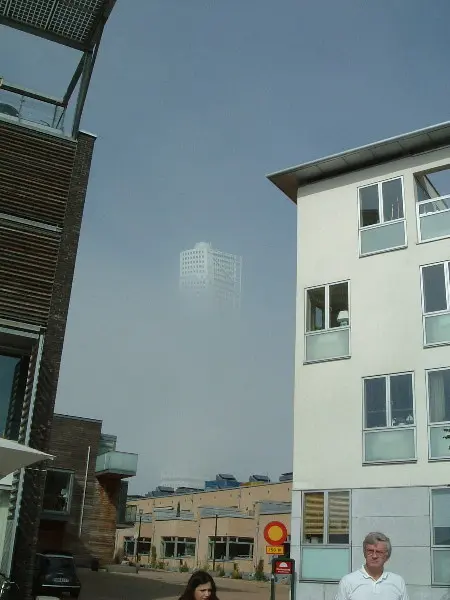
[0,354,27,441]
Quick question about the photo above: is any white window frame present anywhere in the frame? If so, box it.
[304,280,351,363]
[427,367,450,461]
[300,490,351,582]
[430,487,450,586]
[415,171,450,244]
[358,176,407,257]
[420,261,450,347]
[362,372,416,465]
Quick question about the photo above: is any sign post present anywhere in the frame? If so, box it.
[264,522,294,600]
[271,558,295,600]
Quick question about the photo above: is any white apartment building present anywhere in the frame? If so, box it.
[268,121,450,599]
[180,242,242,310]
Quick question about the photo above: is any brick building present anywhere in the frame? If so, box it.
[0,1,116,597]
[38,414,137,566]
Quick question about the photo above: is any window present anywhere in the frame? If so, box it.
[427,368,450,459]
[123,537,135,556]
[42,469,73,514]
[415,169,450,243]
[0,353,29,441]
[363,373,415,463]
[123,536,151,556]
[137,537,151,555]
[208,536,253,560]
[301,491,350,581]
[358,177,406,256]
[431,488,450,584]
[161,537,196,558]
[305,282,350,362]
[421,262,450,346]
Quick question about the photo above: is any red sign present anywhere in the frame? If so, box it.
[264,521,288,546]
[274,559,293,575]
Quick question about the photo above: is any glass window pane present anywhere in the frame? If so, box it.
[364,378,387,428]
[305,329,349,362]
[360,185,380,227]
[429,426,450,459]
[429,370,450,423]
[0,354,25,441]
[422,264,447,313]
[382,179,404,221]
[364,428,415,462]
[432,489,450,545]
[328,491,349,544]
[301,548,349,581]
[329,283,349,329]
[360,221,406,255]
[425,313,450,345]
[307,288,325,331]
[303,492,324,543]
[390,374,414,426]
[43,471,72,513]
[433,549,450,585]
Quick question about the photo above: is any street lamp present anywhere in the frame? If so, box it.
[135,509,144,571]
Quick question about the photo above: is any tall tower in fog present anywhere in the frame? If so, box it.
[179,242,242,310]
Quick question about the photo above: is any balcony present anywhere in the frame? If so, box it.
[95,451,138,479]
[417,195,450,242]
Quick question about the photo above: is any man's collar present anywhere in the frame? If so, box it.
[360,566,388,581]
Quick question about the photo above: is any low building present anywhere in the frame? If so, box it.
[116,481,291,574]
[38,414,138,566]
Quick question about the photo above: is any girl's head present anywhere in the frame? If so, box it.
[181,570,218,600]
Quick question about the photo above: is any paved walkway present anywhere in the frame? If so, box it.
[78,568,289,600]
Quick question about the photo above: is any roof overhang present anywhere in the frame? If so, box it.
[267,121,450,203]
[0,0,116,51]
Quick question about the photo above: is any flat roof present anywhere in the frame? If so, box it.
[0,0,116,50]
[267,121,450,203]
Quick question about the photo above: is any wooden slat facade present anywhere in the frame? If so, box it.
[0,119,96,600]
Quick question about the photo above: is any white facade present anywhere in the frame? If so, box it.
[269,123,450,599]
[179,242,242,310]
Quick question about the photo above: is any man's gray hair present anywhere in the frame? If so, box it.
[363,532,392,558]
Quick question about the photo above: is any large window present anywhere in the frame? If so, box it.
[415,170,450,243]
[305,282,350,362]
[0,353,29,441]
[363,373,415,463]
[161,537,196,558]
[123,536,135,556]
[301,491,350,581]
[421,262,450,346]
[358,177,406,256]
[42,469,73,514]
[427,368,450,459]
[208,536,253,560]
[431,488,450,585]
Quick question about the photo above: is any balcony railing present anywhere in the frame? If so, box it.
[95,451,138,478]
[417,195,450,242]
[0,88,66,135]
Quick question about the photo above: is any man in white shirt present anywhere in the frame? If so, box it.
[335,532,409,600]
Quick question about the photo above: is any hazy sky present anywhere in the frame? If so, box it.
[2,0,450,492]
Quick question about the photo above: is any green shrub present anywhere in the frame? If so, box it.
[179,561,189,573]
[255,558,266,581]
[231,563,242,579]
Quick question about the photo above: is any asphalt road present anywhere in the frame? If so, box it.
[78,569,286,600]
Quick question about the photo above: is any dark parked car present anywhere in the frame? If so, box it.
[33,551,81,598]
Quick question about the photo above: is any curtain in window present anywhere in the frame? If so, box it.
[429,371,447,423]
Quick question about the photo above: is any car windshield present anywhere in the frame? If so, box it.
[42,556,75,575]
